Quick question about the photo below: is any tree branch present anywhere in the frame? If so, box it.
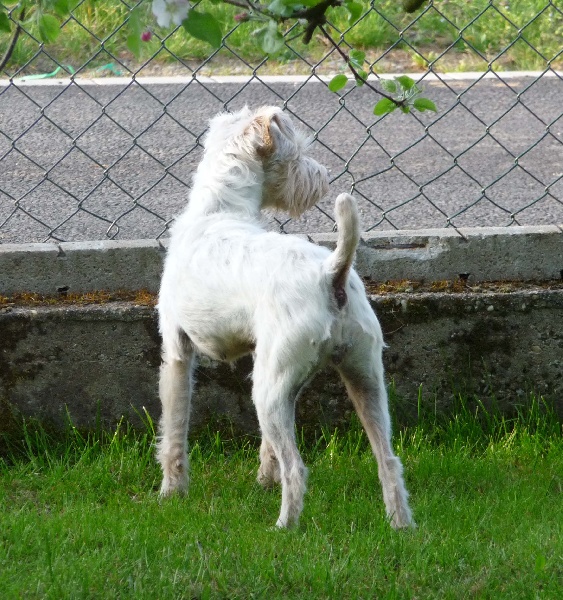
[222,0,342,44]
[292,0,341,44]
[219,0,403,106]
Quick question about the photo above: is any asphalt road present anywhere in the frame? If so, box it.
[0,74,562,243]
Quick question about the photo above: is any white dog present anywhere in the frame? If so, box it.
[157,106,413,529]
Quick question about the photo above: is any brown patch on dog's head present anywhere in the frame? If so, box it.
[244,107,289,159]
[253,114,276,158]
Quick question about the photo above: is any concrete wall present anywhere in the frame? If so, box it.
[1,226,561,434]
[1,289,561,435]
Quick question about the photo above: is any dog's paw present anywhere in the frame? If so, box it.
[275,517,300,530]
[159,476,189,498]
[257,468,281,490]
[390,509,416,530]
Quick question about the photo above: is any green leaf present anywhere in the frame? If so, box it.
[395,75,416,91]
[37,14,61,43]
[355,69,367,87]
[292,0,322,6]
[328,74,348,93]
[344,1,363,24]
[125,6,143,57]
[267,0,294,17]
[268,0,317,16]
[127,33,142,58]
[349,49,365,70]
[183,11,223,49]
[405,83,422,100]
[52,0,71,18]
[380,79,397,93]
[0,11,11,34]
[413,97,437,112]
[373,98,398,116]
[256,20,284,54]
[400,104,411,114]
[349,49,365,62]
[128,6,143,37]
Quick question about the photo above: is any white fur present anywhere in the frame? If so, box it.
[157,106,414,529]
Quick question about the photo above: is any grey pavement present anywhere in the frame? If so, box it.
[0,73,562,243]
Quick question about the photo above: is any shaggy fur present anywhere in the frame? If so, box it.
[157,106,414,529]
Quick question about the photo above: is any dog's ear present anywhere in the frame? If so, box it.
[250,111,291,158]
[254,115,276,158]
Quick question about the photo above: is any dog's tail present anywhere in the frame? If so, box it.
[324,193,360,308]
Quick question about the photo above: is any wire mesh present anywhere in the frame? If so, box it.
[0,0,562,243]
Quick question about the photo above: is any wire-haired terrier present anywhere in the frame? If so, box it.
[157,106,414,529]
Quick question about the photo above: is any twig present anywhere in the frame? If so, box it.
[317,24,402,105]
[0,7,26,73]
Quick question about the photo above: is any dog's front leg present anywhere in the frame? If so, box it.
[157,348,195,497]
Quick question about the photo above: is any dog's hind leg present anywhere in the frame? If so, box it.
[252,353,309,528]
[257,437,281,489]
[157,331,195,497]
[336,336,414,529]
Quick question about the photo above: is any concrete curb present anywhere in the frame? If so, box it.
[1,70,561,87]
[316,225,563,284]
[1,226,562,295]
[0,239,165,296]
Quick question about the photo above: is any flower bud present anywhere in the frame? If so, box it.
[234,13,250,23]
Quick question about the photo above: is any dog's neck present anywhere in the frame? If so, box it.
[186,152,265,219]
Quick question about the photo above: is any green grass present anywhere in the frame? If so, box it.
[1,1,562,76]
[1,397,562,598]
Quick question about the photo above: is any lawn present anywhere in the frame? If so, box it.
[1,397,562,598]
[1,1,562,76]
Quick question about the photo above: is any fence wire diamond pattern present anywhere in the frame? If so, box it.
[0,0,562,243]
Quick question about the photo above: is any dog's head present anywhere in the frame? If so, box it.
[204,106,329,217]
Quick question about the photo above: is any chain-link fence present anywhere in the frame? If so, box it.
[0,1,562,243]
